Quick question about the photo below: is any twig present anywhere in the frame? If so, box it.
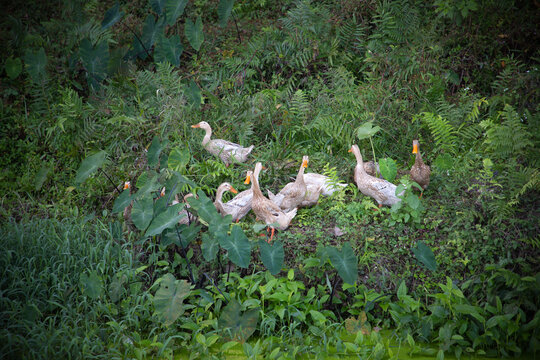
[99,168,122,194]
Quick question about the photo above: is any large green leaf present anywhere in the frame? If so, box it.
[327,242,358,285]
[187,190,219,224]
[79,39,109,90]
[201,233,220,261]
[168,146,190,172]
[134,172,159,200]
[412,240,437,272]
[34,165,50,191]
[185,16,204,52]
[145,203,184,237]
[150,0,166,15]
[5,56,22,79]
[209,214,232,237]
[185,80,201,108]
[179,222,201,248]
[356,121,381,140]
[259,240,284,275]
[379,158,397,183]
[217,0,235,27]
[80,271,103,299]
[23,47,47,83]
[219,225,251,268]
[154,34,183,66]
[218,299,259,343]
[132,196,154,230]
[147,136,164,168]
[101,1,124,29]
[109,272,127,303]
[112,189,132,213]
[153,273,190,326]
[165,0,188,25]
[75,150,107,185]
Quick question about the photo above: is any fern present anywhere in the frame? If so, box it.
[481,105,533,160]
[288,89,310,122]
[417,112,457,154]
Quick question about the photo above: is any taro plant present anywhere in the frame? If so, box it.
[389,177,425,226]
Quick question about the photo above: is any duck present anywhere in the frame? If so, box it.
[303,173,348,196]
[172,193,197,225]
[267,156,309,212]
[363,161,380,177]
[248,162,297,241]
[300,183,325,207]
[410,139,431,194]
[214,176,253,222]
[349,144,402,207]
[191,121,254,166]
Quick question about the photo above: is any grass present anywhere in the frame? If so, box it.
[0,217,144,359]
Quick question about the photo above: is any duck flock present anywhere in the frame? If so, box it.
[188,121,431,241]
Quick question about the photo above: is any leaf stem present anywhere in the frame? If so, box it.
[98,168,121,194]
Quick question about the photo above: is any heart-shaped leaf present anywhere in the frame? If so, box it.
[80,271,103,299]
[23,47,47,83]
[259,240,284,275]
[165,0,188,25]
[379,158,397,183]
[187,190,219,224]
[134,172,159,200]
[219,225,251,268]
[113,189,132,213]
[406,192,421,210]
[218,0,235,27]
[218,299,259,343]
[202,233,220,261]
[75,150,107,185]
[154,34,184,66]
[131,196,154,230]
[34,165,50,191]
[209,213,232,237]
[185,16,204,52]
[327,242,358,285]
[150,0,166,15]
[147,136,164,168]
[145,203,185,237]
[5,56,22,79]
[356,121,381,140]
[168,146,190,172]
[153,273,190,326]
[109,272,127,303]
[79,39,109,90]
[184,80,201,108]
[412,240,437,272]
[101,1,124,29]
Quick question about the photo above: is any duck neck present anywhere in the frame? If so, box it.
[415,149,423,163]
[251,168,265,199]
[354,149,366,174]
[201,126,212,146]
[296,165,306,185]
[215,186,225,204]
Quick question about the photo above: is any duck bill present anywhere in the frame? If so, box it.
[191,124,201,128]
[348,147,353,153]
[412,144,418,154]
[123,181,130,190]
[302,159,308,168]
[244,175,251,185]
[230,186,238,194]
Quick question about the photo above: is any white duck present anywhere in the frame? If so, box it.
[191,121,254,166]
[249,162,297,241]
[303,173,348,196]
[268,156,309,212]
[349,145,402,207]
[214,177,253,222]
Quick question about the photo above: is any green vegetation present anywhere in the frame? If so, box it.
[1,0,538,358]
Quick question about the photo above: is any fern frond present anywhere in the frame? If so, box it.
[417,112,457,153]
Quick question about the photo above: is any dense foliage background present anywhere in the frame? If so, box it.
[1,0,538,358]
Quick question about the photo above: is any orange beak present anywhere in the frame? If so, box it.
[160,187,165,197]
[230,186,238,194]
[302,159,308,168]
[412,144,418,154]
[348,147,353,153]
[123,181,130,190]
[244,174,251,185]
[191,123,201,128]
